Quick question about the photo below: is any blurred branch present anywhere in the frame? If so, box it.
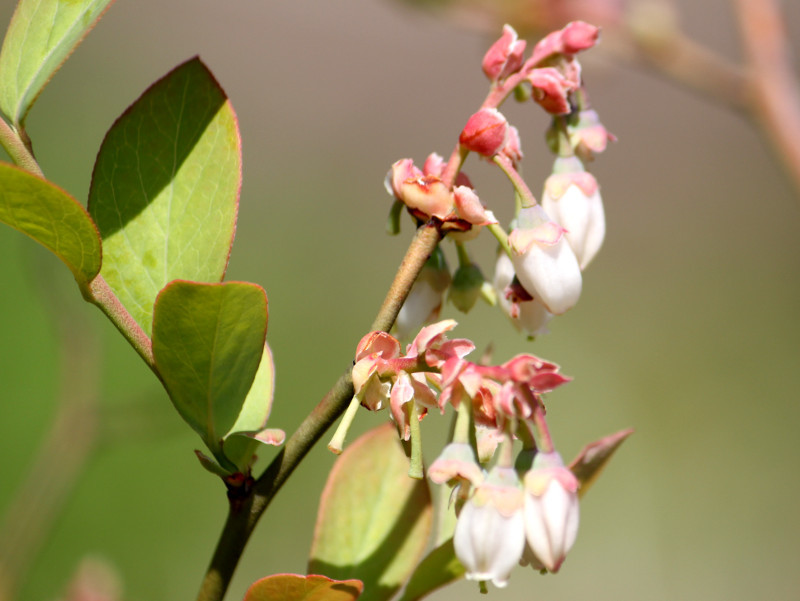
[609,23,749,113]
[734,0,800,195]
[0,300,101,601]
[196,222,443,601]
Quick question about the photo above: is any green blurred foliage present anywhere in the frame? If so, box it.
[0,1,798,601]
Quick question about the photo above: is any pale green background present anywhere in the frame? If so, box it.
[0,1,798,600]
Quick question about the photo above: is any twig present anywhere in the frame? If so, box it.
[734,0,800,196]
[0,308,101,601]
[195,222,443,601]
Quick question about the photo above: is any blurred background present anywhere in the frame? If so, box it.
[0,0,798,600]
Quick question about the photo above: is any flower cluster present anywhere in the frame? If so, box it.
[331,22,625,592]
[329,318,583,586]
[384,21,613,339]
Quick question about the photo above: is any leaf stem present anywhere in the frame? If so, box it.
[0,117,43,177]
[86,275,155,370]
[195,222,443,601]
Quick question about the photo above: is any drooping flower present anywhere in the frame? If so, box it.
[541,156,605,270]
[522,451,580,573]
[493,251,552,337]
[454,466,526,587]
[508,205,582,315]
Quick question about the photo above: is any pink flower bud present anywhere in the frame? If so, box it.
[523,451,580,573]
[453,186,497,227]
[528,67,576,115]
[560,21,601,54]
[508,205,582,315]
[482,24,527,82]
[499,125,523,166]
[570,109,616,160]
[541,157,605,270]
[459,108,509,157]
[531,21,600,65]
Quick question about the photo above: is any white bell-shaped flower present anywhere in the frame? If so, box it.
[508,205,582,315]
[541,156,605,270]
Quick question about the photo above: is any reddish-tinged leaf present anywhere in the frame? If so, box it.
[88,57,241,335]
[244,574,362,601]
[568,428,634,498]
[309,423,432,601]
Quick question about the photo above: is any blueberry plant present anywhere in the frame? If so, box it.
[0,3,630,601]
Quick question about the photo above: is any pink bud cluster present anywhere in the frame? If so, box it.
[383,21,613,339]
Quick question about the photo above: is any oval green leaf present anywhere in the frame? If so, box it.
[0,0,115,125]
[221,342,286,471]
[244,574,363,601]
[151,280,267,468]
[0,162,101,285]
[309,423,432,601]
[88,57,241,335]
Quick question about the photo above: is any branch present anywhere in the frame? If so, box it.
[195,222,443,601]
[734,0,800,197]
[0,305,101,601]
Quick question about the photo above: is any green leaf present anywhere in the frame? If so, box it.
[0,161,101,286]
[151,280,267,468]
[88,57,241,335]
[568,428,634,498]
[0,0,115,125]
[309,423,432,601]
[397,538,464,601]
[221,342,286,471]
[244,574,363,601]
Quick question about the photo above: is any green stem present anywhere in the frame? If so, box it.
[492,154,537,209]
[195,222,443,601]
[407,401,423,479]
[486,223,512,257]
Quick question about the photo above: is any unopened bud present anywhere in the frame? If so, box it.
[482,24,526,82]
[459,108,509,157]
